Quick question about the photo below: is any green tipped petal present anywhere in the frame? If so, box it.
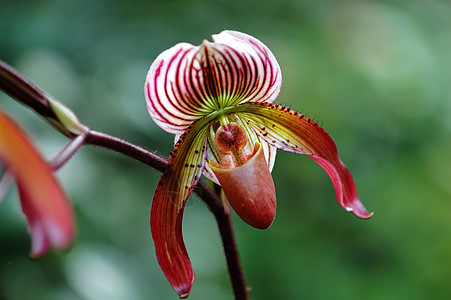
[231,102,372,219]
[150,116,212,298]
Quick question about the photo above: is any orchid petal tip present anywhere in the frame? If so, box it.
[175,284,192,299]
[29,252,40,260]
[363,211,375,219]
[347,205,374,219]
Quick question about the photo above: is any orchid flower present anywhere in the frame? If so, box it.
[144,30,372,298]
[0,108,75,258]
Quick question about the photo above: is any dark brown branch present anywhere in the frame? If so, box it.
[85,130,168,173]
[216,205,249,300]
[0,60,56,121]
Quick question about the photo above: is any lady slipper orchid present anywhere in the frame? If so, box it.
[144,30,372,298]
[0,108,75,258]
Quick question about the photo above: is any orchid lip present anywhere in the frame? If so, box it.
[209,142,276,229]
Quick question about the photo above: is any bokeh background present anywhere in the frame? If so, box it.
[1,0,450,299]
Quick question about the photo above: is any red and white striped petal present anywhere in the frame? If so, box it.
[232,102,373,219]
[150,116,212,298]
[145,30,282,134]
[211,31,282,106]
[145,43,213,134]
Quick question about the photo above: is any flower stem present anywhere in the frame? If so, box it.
[195,184,248,300]
[216,207,249,300]
[0,61,52,117]
[50,133,87,170]
[84,130,168,173]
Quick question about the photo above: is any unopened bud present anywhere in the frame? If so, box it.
[47,95,88,135]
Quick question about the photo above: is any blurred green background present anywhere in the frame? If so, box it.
[1,0,450,299]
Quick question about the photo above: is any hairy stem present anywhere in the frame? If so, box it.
[216,203,249,300]
[50,133,87,170]
[0,60,66,134]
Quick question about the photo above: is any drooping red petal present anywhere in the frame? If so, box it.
[0,109,75,257]
[150,116,212,298]
[209,142,276,229]
[145,30,281,134]
[230,102,372,219]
